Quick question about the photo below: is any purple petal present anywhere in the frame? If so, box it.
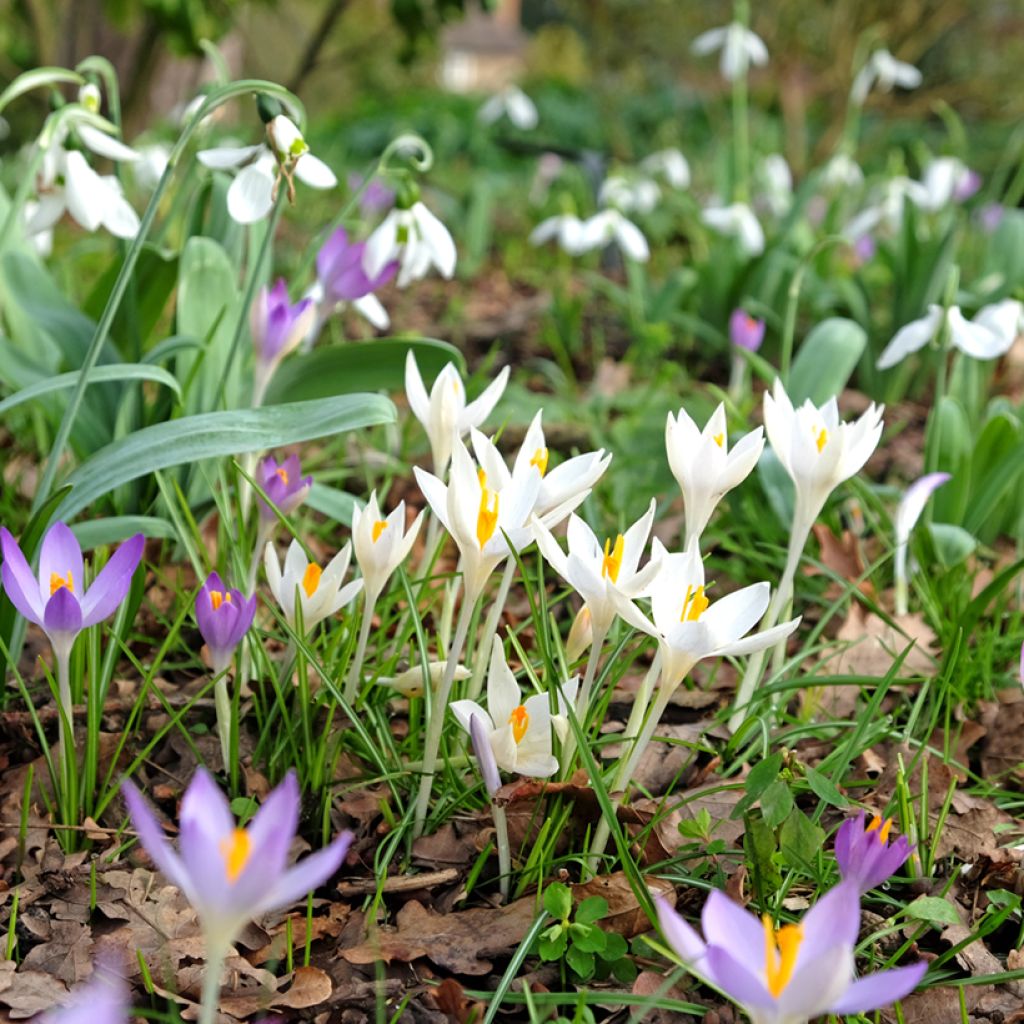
[0,528,45,624]
[828,962,928,1014]
[43,586,83,638]
[656,897,706,964]
[121,781,194,898]
[701,890,764,971]
[469,712,501,797]
[704,946,775,1009]
[40,957,128,1024]
[38,523,84,610]
[230,773,301,906]
[177,768,235,906]
[729,309,766,351]
[80,533,144,626]
[256,830,352,915]
[799,881,860,955]
[834,813,863,876]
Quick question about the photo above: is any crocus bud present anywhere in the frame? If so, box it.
[729,309,766,352]
[469,712,502,798]
[566,605,593,662]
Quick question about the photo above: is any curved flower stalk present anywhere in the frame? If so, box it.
[364,194,456,288]
[877,301,1024,369]
[691,22,769,81]
[835,811,914,894]
[123,769,352,1024]
[0,523,143,778]
[529,213,589,255]
[656,884,926,1023]
[264,539,362,635]
[894,472,950,615]
[345,492,424,704]
[40,957,128,1024]
[478,85,538,130]
[197,114,337,224]
[731,379,883,732]
[250,280,316,405]
[665,403,764,548]
[195,572,257,767]
[702,202,765,256]
[640,149,691,190]
[851,49,922,105]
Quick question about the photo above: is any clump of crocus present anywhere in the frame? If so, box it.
[195,572,257,766]
[264,539,362,636]
[123,768,351,1024]
[835,811,914,894]
[0,523,143,777]
[656,883,926,1023]
[894,472,950,615]
[39,957,128,1024]
[250,280,315,405]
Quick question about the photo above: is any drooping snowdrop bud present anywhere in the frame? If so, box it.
[351,491,424,604]
[851,49,922,105]
[835,811,914,894]
[264,539,362,634]
[363,186,456,288]
[893,472,950,615]
[702,202,765,256]
[729,309,766,351]
[691,22,769,81]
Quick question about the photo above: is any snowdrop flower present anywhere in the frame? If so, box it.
[533,500,660,641]
[615,538,799,694]
[363,198,456,288]
[40,959,128,1024]
[656,884,926,1023]
[263,539,362,634]
[702,202,765,256]
[196,572,257,675]
[581,209,650,262]
[893,472,950,615]
[133,143,171,191]
[835,811,914,895]
[451,636,559,777]
[640,149,690,190]
[877,300,1024,369]
[916,157,981,211]
[756,154,793,218]
[599,175,661,216]
[692,22,769,81]
[351,491,424,605]
[250,280,315,401]
[405,351,509,475]
[478,85,539,130]
[822,153,864,191]
[529,212,589,255]
[851,49,923,104]
[197,114,336,224]
[413,436,541,604]
[257,454,313,524]
[843,177,928,240]
[666,404,764,547]
[763,378,884,532]
[730,309,766,351]
[123,768,351,954]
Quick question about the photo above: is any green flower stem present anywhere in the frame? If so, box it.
[344,588,378,706]
[558,623,608,777]
[466,559,516,701]
[493,800,512,903]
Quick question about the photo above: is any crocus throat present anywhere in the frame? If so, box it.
[680,584,709,622]
[49,571,74,596]
[302,563,322,597]
[762,916,803,998]
[221,827,252,883]
[867,814,893,844]
[210,590,233,611]
[372,520,388,543]
[530,447,549,476]
[712,433,725,448]
[509,705,529,744]
[276,467,289,485]
[476,487,500,549]
[814,426,828,453]
[601,535,625,583]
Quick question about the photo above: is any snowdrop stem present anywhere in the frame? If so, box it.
[492,800,512,903]
[198,938,227,1024]
[467,560,516,700]
[412,587,476,838]
[344,590,377,706]
[560,624,609,776]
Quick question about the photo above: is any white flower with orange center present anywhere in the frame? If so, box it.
[351,490,424,605]
[666,403,764,548]
[263,539,362,634]
[451,636,559,777]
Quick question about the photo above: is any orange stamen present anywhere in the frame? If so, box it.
[276,467,289,485]
[680,584,709,622]
[509,705,529,744]
[210,590,232,611]
[530,447,549,476]
[302,563,322,597]
[49,571,74,596]
[762,915,803,998]
[476,487,499,549]
[220,828,252,882]
[372,520,388,543]
[601,535,625,583]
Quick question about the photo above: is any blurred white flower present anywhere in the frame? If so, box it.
[822,153,864,191]
[640,149,691,189]
[851,49,922,105]
[843,176,928,239]
[757,154,793,217]
[692,22,769,81]
[702,202,765,255]
[894,472,950,614]
[530,213,589,254]
[580,209,650,262]
[133,143,171,191]
[599,174,661,215]
[478,85,539,130]
[915,157,981,212]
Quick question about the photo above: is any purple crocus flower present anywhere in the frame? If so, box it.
[348,172,395,217]
[39,958,128,1024]
[469,712,501,798]
[953,169,981,203]
[0,523,144,653]
[316,226,398,306]
[122,767,352,949]
[729,309,766,352]
[835,811,914,894]
[258,454,313,525]
[251,279,315,401]
[852,234,876,265]
[656,883,926,1023]
[195,572,256,674]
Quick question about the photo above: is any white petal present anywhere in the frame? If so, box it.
[227,161,275,224]
[63,151,104,231]
[876,306,943,369]
[413,203,456,278]
[352,293,389,329]
[77,123,139,162]
[295,153,337,190]
[197,144,262,170]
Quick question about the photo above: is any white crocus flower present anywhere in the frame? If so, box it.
[702,202,765,256]
[363,201,456,288]
[451,637,559,777]
[894,472,950,615]
[877,300,1024,369]
[915,157,978,212]
[763,378,884,533]
[197,115,337,224]
[405,351,510,475]
[614,538,800,694]
[530,213,589,255]
[641,149,691,190]
[533,500,660,641]
[478,85,539,130]
[851,49,922,105]
[666,404,764,548]
[581,209,651,261]
[351,491,424,604]
[599,175,661,215]
[263,539,362,634]
[413,436,541,604]
[692,22,769,81]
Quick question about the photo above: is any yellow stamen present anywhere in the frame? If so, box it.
[220,828,252,883]
[530,447,549,476]
[815,427,828,453]
[477,467,487,488]
[762,915,803,998]
[302,563,322,597]
[680,584,709,622]
[601,535,625,583]
[372,520,388,543]
[276,467,289,485]
[49,571,74,596]
[509,705,529,744]
[476,487,500,549]
[712,433,725,448]
[210,590,233,611]
[867,815,893,844]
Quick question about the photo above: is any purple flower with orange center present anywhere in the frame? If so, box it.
[730,308,766,352]
[835,810,914,894]
[656,883,926,1024]
[251,279,315,402]
[195,572,256,675]
[258,454,313,525]
[316,226,397,306]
